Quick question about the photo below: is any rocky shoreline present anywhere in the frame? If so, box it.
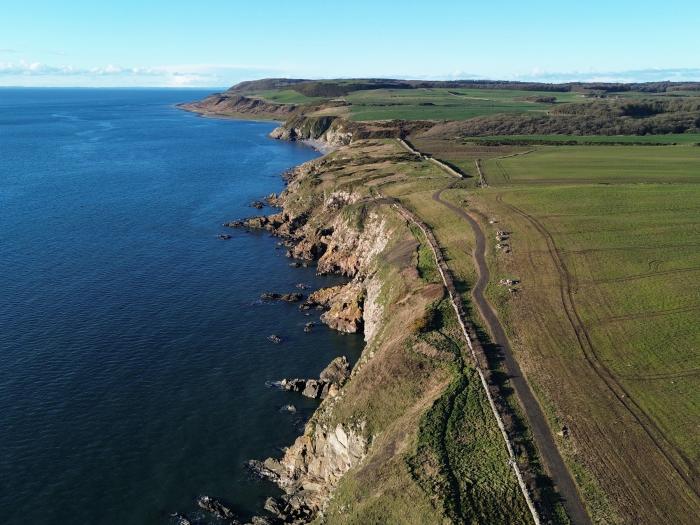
[214,125,399,524]
[176,102,450,524]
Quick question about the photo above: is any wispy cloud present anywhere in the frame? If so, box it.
[510,67,700,83]
[0,61,160,76]
[2,60,699,87]
[0,60,288,87]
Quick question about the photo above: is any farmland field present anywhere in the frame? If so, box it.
[474,133,700,145]
[484,145,700,184]
[344,88,583,121]
[446,143,700,523]
[246,88,324,105]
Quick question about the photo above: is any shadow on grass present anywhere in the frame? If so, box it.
[454,277,568,524]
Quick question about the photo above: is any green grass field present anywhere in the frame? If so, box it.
[475,133,700,144]
[344,88,581,121]
[246,88,324,104]
[373,134,700,522]
[468,144,700,522]
[484,144,700,184]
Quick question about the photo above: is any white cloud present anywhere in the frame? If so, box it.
[508,67,700,83]
[0,60,288,87]
[1,60,699,87]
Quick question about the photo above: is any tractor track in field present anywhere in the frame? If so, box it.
[594,304,700,326]
[617,367,700,381]
[495,192,700,498]
[589,265,700,284]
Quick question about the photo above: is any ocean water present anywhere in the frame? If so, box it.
[0,89,363,524]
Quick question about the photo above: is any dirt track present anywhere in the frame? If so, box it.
[396,138,591,523]
[432,186,592,525]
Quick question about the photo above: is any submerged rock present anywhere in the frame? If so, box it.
[218,234,232,240]
[261,292,304,303]
[267,334,283,344]
[169,512,192,525]
[196,495,238,522]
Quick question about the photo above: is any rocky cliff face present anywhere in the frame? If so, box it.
[229,152,404,523]
[179,93,299,118]
[255,422,368,523]
[269,116,354,148]
[268,115,435,150]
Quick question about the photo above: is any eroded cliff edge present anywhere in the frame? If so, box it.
[229,138,538,525]
[236,153,437,522]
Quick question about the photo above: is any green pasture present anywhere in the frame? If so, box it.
[345,88,580,121]
[483,145,700,185]
[475,133,700,145]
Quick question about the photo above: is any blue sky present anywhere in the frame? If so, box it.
[2,0,699,87]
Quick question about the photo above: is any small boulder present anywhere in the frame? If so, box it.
[302,380,323,399]
[319,356,350,385]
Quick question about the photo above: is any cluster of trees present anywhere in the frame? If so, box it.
[437,98,700,137]
[552,98,700,117]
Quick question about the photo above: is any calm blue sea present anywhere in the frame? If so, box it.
[0,89,363,524]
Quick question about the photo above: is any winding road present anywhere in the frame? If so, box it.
[396,138,591,524]
[433,186,592,525]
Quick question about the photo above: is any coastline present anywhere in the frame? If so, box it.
[177,103,336,155]
[176,92,575,524]
[216,124,546,523]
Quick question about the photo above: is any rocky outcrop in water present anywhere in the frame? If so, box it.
[277,356,350,400]
[261,292,304,303]
[196,495,239,523]
[301,284,364,333]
